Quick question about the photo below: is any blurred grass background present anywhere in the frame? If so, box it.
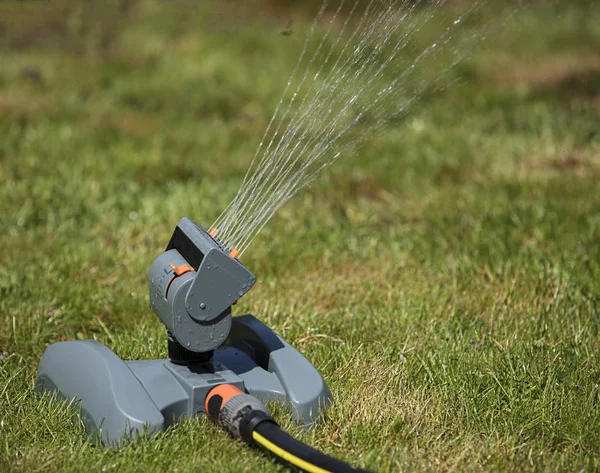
[1,1,599,472]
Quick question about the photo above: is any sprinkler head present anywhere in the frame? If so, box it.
[148,218,256,358]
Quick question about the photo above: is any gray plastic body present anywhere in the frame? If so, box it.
[148,218,256,353]
[36,315,331,445]
[149,250,232,352]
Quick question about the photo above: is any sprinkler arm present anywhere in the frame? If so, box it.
[149,217,256,355]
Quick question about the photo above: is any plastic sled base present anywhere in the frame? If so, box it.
[36,315,331,445]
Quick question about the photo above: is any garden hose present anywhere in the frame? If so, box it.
[205,384,370,473]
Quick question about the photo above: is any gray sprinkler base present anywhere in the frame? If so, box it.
[36,315,331,445]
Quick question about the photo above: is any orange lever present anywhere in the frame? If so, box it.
[169,262,195,276]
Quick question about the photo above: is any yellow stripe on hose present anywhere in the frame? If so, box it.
[252,431,332,473]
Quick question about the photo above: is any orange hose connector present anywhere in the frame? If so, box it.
[204,384,245,418]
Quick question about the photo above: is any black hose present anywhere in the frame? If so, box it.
[252,420,371,473]
[204,384,372,473]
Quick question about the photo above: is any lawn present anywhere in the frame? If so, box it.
[1,1,599,472]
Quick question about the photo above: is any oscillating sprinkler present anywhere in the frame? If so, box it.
[36,217,332,444]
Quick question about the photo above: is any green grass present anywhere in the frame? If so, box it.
[1,1,599,472]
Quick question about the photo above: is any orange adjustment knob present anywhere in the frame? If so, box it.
[168,262,195,276]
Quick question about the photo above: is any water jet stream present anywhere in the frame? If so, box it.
[211,0,505,256]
